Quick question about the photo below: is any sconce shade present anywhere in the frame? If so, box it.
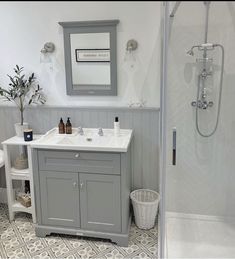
[126,39,138,51]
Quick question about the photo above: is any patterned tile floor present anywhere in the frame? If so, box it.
[0,204,158,259]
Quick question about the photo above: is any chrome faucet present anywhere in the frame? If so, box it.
[98,128,103,136]
[191,67,213,110]
[201,87,207,101]
[191,100,213,109]
[200,69,212,79]
[78,126,84,135]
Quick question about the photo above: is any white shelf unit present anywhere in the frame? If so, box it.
[2,135,42,223]
[11,167,30,180]
[12,200,33,213]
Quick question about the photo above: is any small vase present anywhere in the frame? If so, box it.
[14,123,29,137]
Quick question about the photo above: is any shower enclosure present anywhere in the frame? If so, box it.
[160,1,235,258]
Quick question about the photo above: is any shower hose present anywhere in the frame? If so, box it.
[195,44,224,137]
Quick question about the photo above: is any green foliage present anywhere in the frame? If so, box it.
[0,65,46,125]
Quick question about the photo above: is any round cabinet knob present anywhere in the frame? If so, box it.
[75,153,80,158]
[80,182,84,189]
[73,182,77,188]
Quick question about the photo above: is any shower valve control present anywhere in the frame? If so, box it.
[191,100,213,109]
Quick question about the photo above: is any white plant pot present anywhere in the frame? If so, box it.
[14,123,29,137]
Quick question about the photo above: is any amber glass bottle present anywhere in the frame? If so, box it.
[58,118,65,134]
[66,117,72,134]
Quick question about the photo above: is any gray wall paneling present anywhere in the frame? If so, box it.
[0,106,159,191]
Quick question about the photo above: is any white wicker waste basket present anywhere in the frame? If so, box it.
[130,189,160,230]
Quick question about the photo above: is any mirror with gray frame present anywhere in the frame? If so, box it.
[59,20,119,96]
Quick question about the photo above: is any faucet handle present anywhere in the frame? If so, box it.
[78,126,84,135]
[98,128,103,136]
[208,101,214,107]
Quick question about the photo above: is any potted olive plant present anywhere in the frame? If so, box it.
[0,65,46,136]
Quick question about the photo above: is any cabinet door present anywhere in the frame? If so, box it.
[39,171,80,228]
[80,173,121,233]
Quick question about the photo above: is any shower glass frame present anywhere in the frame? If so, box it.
[159,1,169,258]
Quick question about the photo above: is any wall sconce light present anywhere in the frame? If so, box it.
[40,42,55,64]
[124,39,138,68]
[126,39,138,52]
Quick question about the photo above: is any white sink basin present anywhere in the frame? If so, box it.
[31,128,133,152]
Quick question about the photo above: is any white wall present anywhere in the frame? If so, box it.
[0,1,161,107]
[166,2,235,218]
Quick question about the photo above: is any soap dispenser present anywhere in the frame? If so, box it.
[114,116,120,137]
[66,117,72,134]
[58,118,65,134]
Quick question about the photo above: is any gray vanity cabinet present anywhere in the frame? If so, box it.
[80,173,121,232]
[33,148,131,246]
[39,171,80,228]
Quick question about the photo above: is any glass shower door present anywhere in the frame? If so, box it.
[161,1,235,258]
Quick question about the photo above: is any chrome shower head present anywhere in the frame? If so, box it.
[187,43,216,58]
[187,48,194,56]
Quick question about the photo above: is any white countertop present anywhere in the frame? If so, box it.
[30,128,133,152]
